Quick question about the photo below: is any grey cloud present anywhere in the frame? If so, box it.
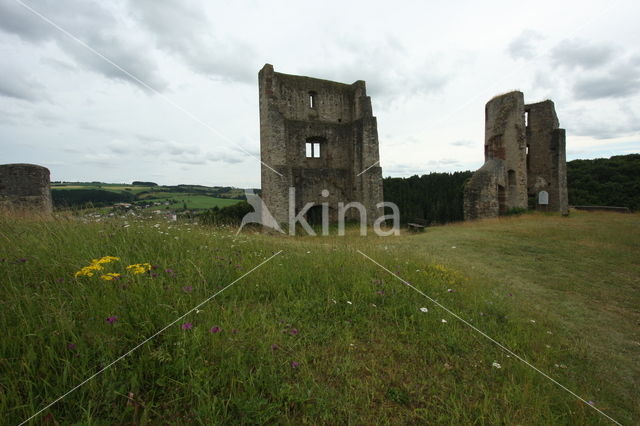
[507,30,544,60]
[77,122,119,135]
[300,36,450,101]
[0,62,47,101]
[385,158,462,176]
[152,140,247,165]
[572,62,640,100]
[0,0,167,90]
[570,120,640,139]
[450,140,475,147]
[208,152,245,164]
[135,134,167,144]
[550,39,614,70]
[107,140,133,155]
[127,0,256,84]
[0,109,23,125]
[567,104,640,139]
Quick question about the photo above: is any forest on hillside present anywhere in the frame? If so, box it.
[567,154,640,210]
[382,154,640,224]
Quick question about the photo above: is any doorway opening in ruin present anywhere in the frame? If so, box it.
[498,185,506,214]
[306,205,323,225]
[507,169,517,209]
[508,169,516,188]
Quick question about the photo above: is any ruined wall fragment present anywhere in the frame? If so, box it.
[0,163,53,214]
[259,64,383,225]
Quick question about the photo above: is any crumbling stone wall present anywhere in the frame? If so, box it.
[525,101,568,214]
[464,92,568,220]
[463,159,506,219]
[259,64,383,224]
[0,163,53,214]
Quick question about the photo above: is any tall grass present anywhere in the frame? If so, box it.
[0,210,636,424]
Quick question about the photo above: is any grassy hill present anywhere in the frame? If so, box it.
[51,182,246,211]
[0,211,637,424]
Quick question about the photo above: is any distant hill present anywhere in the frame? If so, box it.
[567,154,640,210]
[50,182,248,210]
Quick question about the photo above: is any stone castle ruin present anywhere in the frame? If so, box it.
[464,91,568,219]
[259,64,383,225]
[0,163,53,214]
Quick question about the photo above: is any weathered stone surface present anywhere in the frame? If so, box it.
[463,159,506,219]
[525,100,568,214]
[259,64,383,224]
[464,92,568,219]
[0,163,53,214]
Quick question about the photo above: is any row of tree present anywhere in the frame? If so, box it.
[380,154,639,224]
[567,154,640,210]
[52,189,135,208]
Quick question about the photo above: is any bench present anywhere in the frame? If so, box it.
[407,218,429,232]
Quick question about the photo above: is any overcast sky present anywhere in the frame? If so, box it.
[1,0,639,187]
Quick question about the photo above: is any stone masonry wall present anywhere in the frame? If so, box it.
[259,64,383,225]
[484,91,528,211]
[0,163,53,214]
[465,92,568,220]
[525,100,568,214]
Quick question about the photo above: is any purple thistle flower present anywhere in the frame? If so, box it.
[150,272,158,278]
[289,328,299,335]
[182,285,193,293]
[106,316,118,324]
[165,268,175,276]
[376,290,385,295]
[181,322,193,330]
[209,326,222,333]
[291,361,300,368]
[67,343,76,350]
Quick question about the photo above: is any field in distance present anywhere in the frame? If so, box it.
[51,182,247,211]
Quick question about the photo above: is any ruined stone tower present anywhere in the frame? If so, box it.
[0,163,53,214]
[259,64,383,225]
[464,91,568,219]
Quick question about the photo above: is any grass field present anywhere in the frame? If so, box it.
[51,183,243,211]
[0,211,637,424]
[136,193,241,210]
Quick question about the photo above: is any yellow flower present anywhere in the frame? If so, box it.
[100,273,121,281]
[126,263,152,275]
[92,256,121,265]
[74,256,119,278]
[74,263,104,277]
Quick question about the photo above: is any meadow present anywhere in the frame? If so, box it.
[51,183,243,211]
[0,210,638,424]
